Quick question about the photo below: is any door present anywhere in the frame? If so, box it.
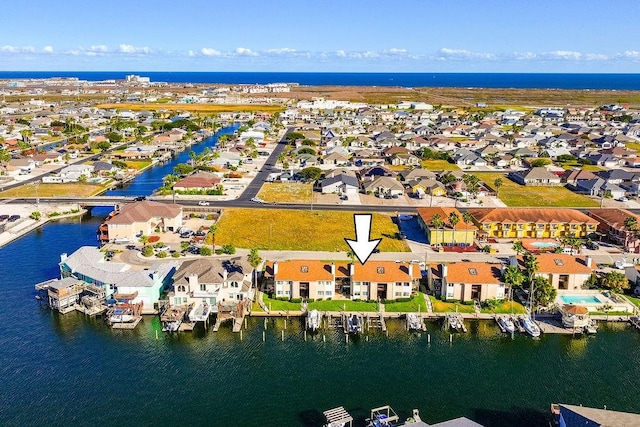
[471,284,481,301]
[377,283,388,301]
[299,282,309,298]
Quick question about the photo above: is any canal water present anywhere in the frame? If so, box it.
[2,215,640,426]
[106,123,239,197]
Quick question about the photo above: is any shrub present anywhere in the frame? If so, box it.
[306,298,315,303]
[156,251,168,258]
[290,298,302,303]
[154,242,165,248]
[142,245,154,257]
[200,246,212,256]
[215,249,224,255]
[171,252,181,258]
[49,212,60,217]
[221,244,236,254]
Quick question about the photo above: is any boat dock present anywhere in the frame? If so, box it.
[366,313,387,332]
[212,300,249,333]
[406,313,427,331]
[111,316,143,329]
[444,313,467,333]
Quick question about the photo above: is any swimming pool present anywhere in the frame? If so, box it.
[561,295,602,304]
[531,241,560,248]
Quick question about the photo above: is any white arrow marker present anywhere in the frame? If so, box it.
[344,214,382,265]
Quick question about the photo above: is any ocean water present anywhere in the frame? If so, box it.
[1,71,640,90]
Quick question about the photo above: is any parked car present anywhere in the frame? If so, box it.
[198,201,210,206]
[8,215,20,222]
[133,196,147,201]
[618,197,629,202]
[0,215,9,221]
[154,245,170,253]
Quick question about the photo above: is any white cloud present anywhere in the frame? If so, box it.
[510,51,537,60]
[43,45,54,53]
[336,50,346,57]
[0,45,35,53]
[387,48,407,54]
[234,47,258,56]
[621,50,640,59]
[437,48,495,60]
[119,44,151,54]
[265,48,297,55]
[201,48,221,56]
[90,45,109,52]
[546,50,582,60]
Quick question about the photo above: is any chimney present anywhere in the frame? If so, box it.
[223,268,228,282]
[349,263,355,276]
[585,256,592,268]
[408,263,413,278]
[331,262,336,276]
[273,261,278,275]
[440,263,448,278]
[187,274,199,289]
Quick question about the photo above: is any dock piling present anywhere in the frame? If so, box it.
[449,334,453,344]
[262,331,265,342]
[155,330,158,340]
[264,318,267,330]
[240,329,243,341]
[281,330,284,341]
[323,334,326,342]
[304,330,307,341]
[427,334,431,344]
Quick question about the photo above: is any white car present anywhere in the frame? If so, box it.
[198,201,210,206]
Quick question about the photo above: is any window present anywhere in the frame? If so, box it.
[200,284,206,291]
[231,282,239,288]
[177,285,186,292]
[182,297,187,304]
[301,266,309,273]
[554,259,564,266]
[277,291,283,296]
[377,267,385,274]
[468,268,478,275]
[362,291,367,296]
[326,291,333,296]
[318,291,324,296]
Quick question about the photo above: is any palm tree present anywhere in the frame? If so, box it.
[462,211,473,245]
[247,248,263,291]
[512,240,525,255]
[493,177,503,199]
[431,214,444,246]
[208,224,218,255]
[448,212,460,245]
[0,147,10,176]
[502,265,525,301]
[625,216,638,231]
[523,253,539,311]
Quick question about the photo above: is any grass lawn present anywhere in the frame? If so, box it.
[626,142,640,152]
[622,294,640,310]
[421,160,460,171]
[480,300,527,314]
[308,299,379,312]
[590,311,632,316]
[0,182,105,198]
[475,172,599,207]
[257,183,313,203]
[96,103,285,113]
[428,295,476,313]
[559,162,603,172]
[384,293,428,312]
[262,295,302,312]
[216,208,409,252]
[125,160,153,171]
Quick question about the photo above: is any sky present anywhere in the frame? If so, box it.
[2,0,640,72]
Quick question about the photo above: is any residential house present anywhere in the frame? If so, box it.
[173,173,222,192]
[575,178,626,199]
[264,260,342,299]
[588,208,640,253]
[59,246,177,309]
[318,173,360,195]
[468,208,599,239]
[430,262,505,302]
[98,201,183,243]
[512,254,593,290]
[362,176,405,197]
[169,258,254,308]
[508,167,562,186]
[416,207,476,245]
[561,169,598,186]
[350,261,421,300]
[42,164,94,183]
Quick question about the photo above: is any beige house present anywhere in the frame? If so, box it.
[514,254,594,290]
[431,262,505,302]
[265,260,345,300]
[169,258,254,309]
[350,261,421,300]
[99,201,183,243]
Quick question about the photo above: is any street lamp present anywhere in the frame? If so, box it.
[34,181,39,208]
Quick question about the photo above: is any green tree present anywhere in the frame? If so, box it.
[97,141,111,151]
[493,177,503,198]
[533,276,556,308]
[142,245,154,257]
[299,167,323,182]
[502,265,525,301]
[601,271,630,293]
[247,248,262,289]
[139,234,149,246]
[512,240,525,255]
[462,211,473,244]
[523,252,539,284]
[624,216,638,231]
[180,241,190,252]
[30,211,42,220]
[208,224,218,254]
[106,131,123,143]
[431,214,444,245]
[448,212,460,245]
[173,163,194,176]
[531,158,551,167]
[0,147,10,175]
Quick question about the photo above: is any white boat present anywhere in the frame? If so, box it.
[348,314,362,334]
[584,320,598,334]
[162,320,181,332]
[110,313,135,323]
[497,316,515,334]
[306,309,321,331]
[520,316,541,337]
[407,313,423,331]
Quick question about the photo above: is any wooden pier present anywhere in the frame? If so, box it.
[111,316,142,329]
[444,313,467,333]
[630,316,640,330]
[366,313,387,332]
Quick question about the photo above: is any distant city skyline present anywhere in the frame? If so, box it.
[2,0,640,72]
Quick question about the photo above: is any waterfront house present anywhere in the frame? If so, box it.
[350,261,421,301]
[430,262,506,302]
[98,201,183,243]
[173,173,222,192]
[416,207,476,245]
[467,208,598,239]
[512,254,594,290]
[264,260,341,299]
[587,208,640,253]
[59,246,177,309]
[41,277,86,313]
[554,403,640,427]
[169,258,254,309]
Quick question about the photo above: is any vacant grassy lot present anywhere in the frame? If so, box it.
[385,293,428,312]
[96,103,285,113]
[475,172,599,207]
[559,162,603,172]
[429,296,476,313]
[421,160,460,171]
[215,208,409,251]
[308,299,379,312]
[125,160,153,171]
[0,183,105,198]
[480,300,527,314]
[257,183,313,203]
